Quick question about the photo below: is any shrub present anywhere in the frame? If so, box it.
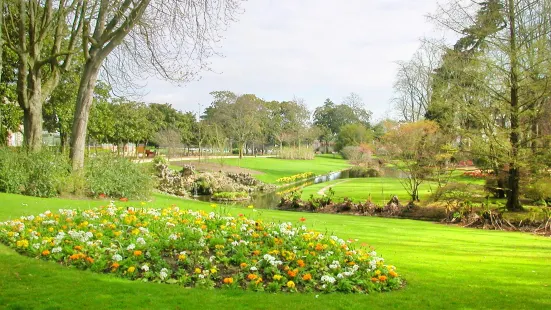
[85,154,154,199]
[211,191,249,201]
[523,178,551,205]
[277,147,314,160]
[0,148,70,197]
[348,166,381,178]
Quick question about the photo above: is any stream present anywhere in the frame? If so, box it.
[192,167,405,209]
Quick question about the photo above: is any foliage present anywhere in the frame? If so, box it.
[348,166,381,178]
[0,204,403,293]
[335,124,372,152]
[380,120,447,201]
[277,147,315,160]
[0,148,70,197]
[211,191,249,201]
[276,172,315,184]
[523,178,551,205]
[85,154,154,199]
[340,144,373,165]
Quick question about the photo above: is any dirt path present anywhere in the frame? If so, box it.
[317,180,350,196]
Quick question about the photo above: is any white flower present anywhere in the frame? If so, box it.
[126,243,136,251]
[32,243,40,249]
[159,268,169,280]
[52,247,62,253]
[166,222,176,228]
[141,265,150,272]
[321,275,336,284]
[112,254,123,262]
[250,266,258,271]
[168,234,178,240]
[136,237,146,245]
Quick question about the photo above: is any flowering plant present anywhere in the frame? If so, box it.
[276,172,315,184]
[0,202,403,293]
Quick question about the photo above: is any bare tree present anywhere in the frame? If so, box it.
[69,0,243,170]
[392,39,444,122]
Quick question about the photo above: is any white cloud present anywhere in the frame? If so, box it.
[141,0,441,120]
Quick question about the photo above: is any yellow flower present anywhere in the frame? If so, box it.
[247,205,254,209]
[195,268,202,274]
[178,254,186,261]
[287,281,296,289]
[210,204,217,208]
[210,268,217,274]
[127,266,135,273]
[273,274,283,281]
[16,239,29,248]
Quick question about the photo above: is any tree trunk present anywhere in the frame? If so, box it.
[239,142,244,159]
[22,94,43,151]
[506,0,522,212]
[70,59,101,170]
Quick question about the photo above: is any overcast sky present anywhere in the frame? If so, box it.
[141,0,441,122]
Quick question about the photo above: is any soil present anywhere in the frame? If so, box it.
[171,161,263,175]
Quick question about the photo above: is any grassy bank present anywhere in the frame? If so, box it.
[300,178,437,205]
[1,192,550,309]
[171,156,351,184]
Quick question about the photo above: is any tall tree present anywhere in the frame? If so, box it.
[429,0,551,211]
[4,0,84,150]
[70,0,243,170]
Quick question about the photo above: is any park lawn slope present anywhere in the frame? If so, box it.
[0,192,550,309]
[172,156,351,184]
[301,178,437,205]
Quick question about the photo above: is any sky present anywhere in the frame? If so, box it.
[141,0,442,122]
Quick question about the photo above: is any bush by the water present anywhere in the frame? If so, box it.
[277,147,314,160]
[0,203,403,293]
[211,191,249,201]
[85,154,154,199]
[0,148,70,197]
[348,166,381,178]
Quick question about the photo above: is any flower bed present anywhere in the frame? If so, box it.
[0,203,403,293]
[276,172,315,184]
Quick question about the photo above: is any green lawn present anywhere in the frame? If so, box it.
[1,192,550,309]
[301,178,437,205]
[171,156,352,184]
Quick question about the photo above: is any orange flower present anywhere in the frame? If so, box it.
[297,259,305,267]
[302,273,312,281]
[371,277,379,283]
[378,275,387,282]
[41,249,50,256]
[315,243,324,251]
[112,262,120,269]
[74,245,82,251]
[255,277,263,284]
[240,262,248,268]
[389,271,398,278]
[86,257,94,264]
[299,217,306,222]
[287,269,298,278]
[133,250,142,256]
[119,197,129,202]
[252,250,260,256]
[223,277,234,284]
[247,274,258,280]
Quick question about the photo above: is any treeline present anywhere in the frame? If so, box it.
[391,0,551,211]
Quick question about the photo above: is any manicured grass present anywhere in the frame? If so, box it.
[301,178,437,205]
[172,156,351,184]
[1,192,550,309]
